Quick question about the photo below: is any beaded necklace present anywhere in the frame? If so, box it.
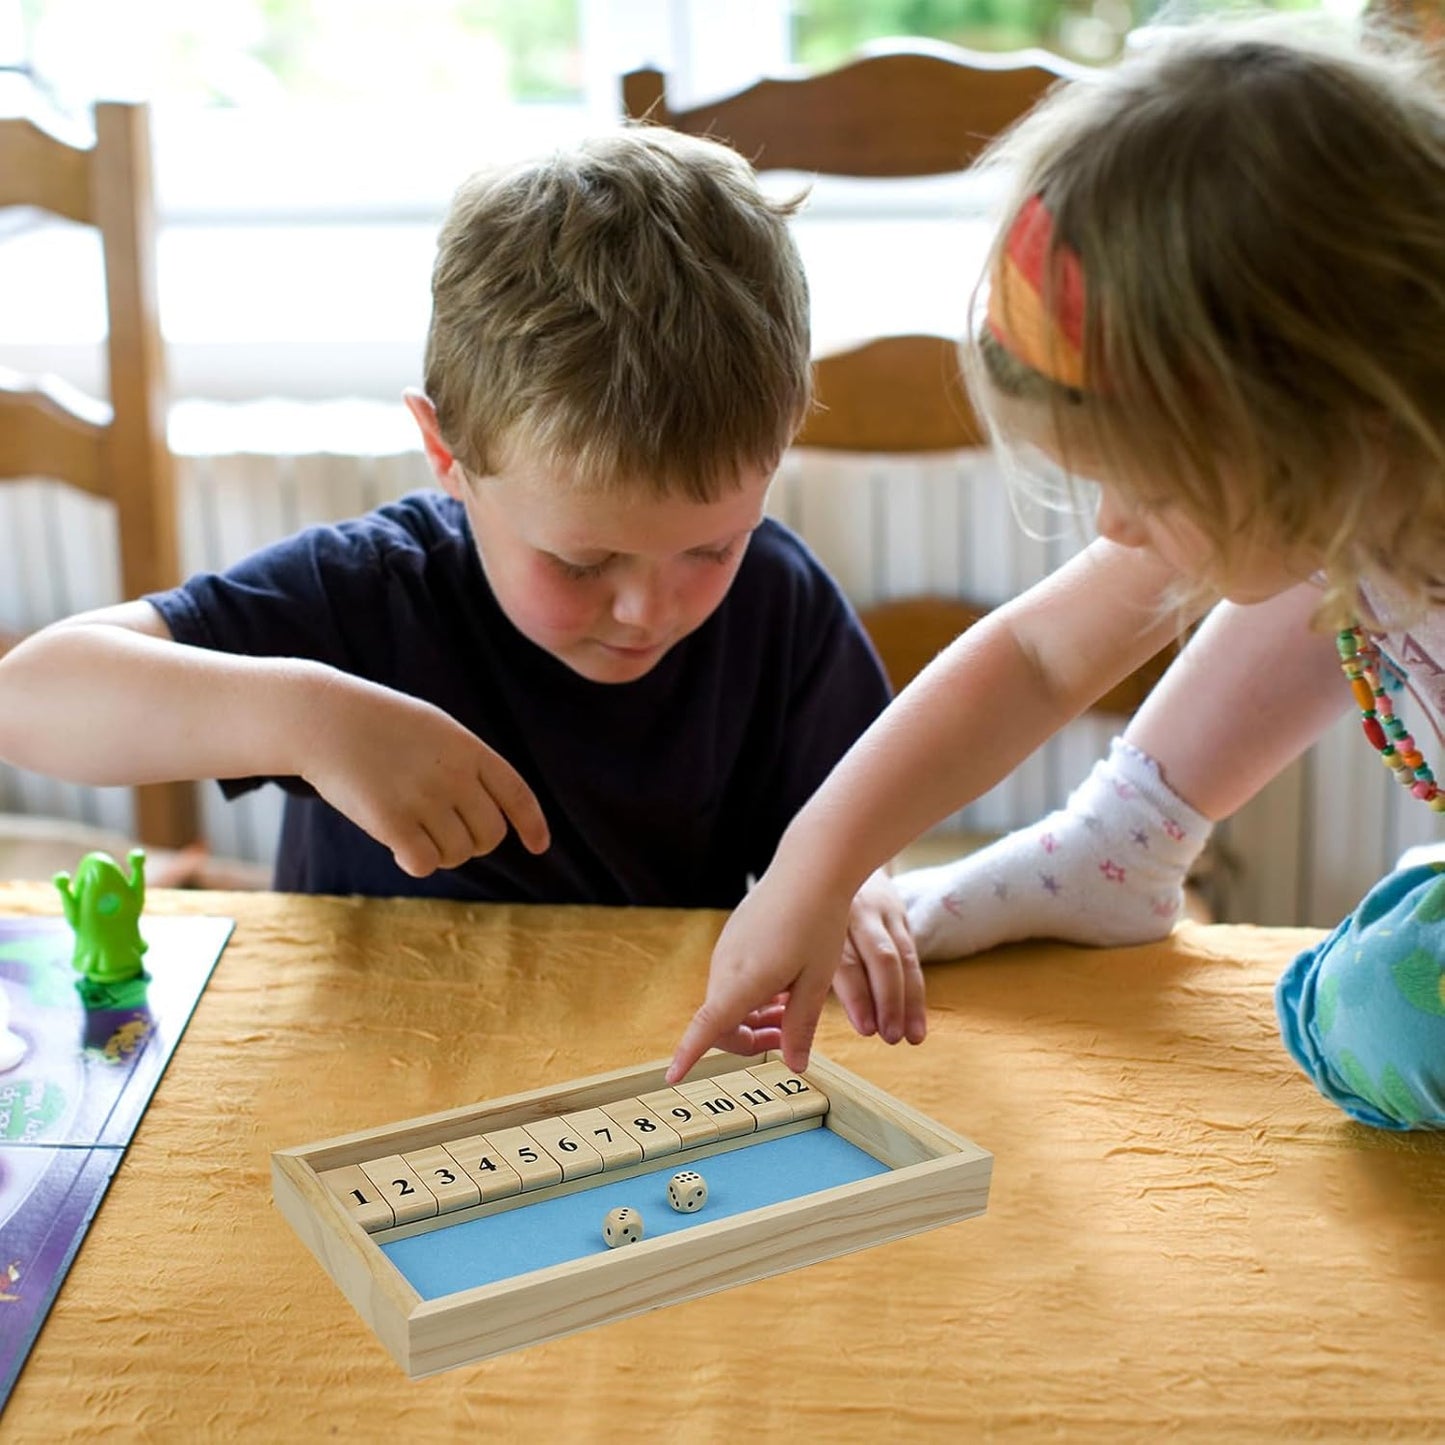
[1336,625,1445,811]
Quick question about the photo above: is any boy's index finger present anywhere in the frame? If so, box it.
[477,755,550,854]
[504,791,550,855]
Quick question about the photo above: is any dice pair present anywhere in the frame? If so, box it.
[602,1170,710,1247]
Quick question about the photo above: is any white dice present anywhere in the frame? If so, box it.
[602,1205,644,1247]
[666,1169,708,1213]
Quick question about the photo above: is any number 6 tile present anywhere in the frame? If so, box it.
[522,1119,604,1180]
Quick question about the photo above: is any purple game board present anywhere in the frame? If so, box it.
[0,914,232,1412]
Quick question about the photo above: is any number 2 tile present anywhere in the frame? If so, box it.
[357,1153,438,1224]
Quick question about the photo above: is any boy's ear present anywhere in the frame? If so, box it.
[403,388,464,497]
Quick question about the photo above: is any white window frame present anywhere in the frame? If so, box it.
[0,0,998,404]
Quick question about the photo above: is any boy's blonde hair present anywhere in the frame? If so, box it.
[425,126,810,501]
[971,17,1445,625]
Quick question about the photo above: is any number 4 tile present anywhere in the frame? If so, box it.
[440,1134,524,1202]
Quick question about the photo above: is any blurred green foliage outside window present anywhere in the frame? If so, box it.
[793,0,1364,66]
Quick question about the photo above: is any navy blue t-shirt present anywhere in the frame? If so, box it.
[148,492,889,905]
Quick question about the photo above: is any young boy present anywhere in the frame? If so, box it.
[0,129,901,938]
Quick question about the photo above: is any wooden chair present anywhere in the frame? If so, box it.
[622,46,1174,712]
[0,100,199,866]
[623,45,1206,908]
[621,45,1083,179]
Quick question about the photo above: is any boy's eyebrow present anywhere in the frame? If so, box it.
[546,546,617,566]
[689,524,757,549]
[549,522,762,562]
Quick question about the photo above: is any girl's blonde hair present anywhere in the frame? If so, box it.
[971,16,1445,626]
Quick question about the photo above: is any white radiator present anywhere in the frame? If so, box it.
[1,399,1436,925]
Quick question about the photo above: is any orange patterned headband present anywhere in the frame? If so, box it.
[985,194,1091,391]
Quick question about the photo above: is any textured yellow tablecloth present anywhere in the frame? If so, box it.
[2,883,1441,1442]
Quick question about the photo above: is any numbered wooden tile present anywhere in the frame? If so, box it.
[558,1107,644,1170]
[744,1060,830,1120]
[483,1125,564,1190]
[636,1087,721,1147]
[357,1153,438,1225]
[673,1078,756,1139]
[709,1070,794,1129]
[401,1144,482,1213]
[440,1133,524,1202]
[318,1163,394,1233]
[522,1118,604,1181]
[598,1097,682,1159]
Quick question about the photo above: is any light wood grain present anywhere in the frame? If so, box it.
[0,114,91,219]
[7,885,1441,1440]
[273,1050,991,1376]
[0,101,195,847]
[622,47,1082,177]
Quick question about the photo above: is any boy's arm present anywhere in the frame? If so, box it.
[0,601,323,786]
[669,538,1193,1078]
[0,602,549,875]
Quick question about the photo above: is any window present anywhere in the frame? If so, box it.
[1,0,1367,405]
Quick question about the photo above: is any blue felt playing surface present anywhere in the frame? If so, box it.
[381,1125,889,1300]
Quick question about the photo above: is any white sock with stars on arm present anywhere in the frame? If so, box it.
[895,737,1213,962]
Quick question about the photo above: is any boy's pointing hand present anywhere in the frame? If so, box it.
[303,673,549,877]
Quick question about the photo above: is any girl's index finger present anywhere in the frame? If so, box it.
[667,1007,727,1084]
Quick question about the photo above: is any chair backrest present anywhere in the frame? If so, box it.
[0,101,196,847]
[622,47,1175,709]
[621,47,1080,178]
[622,45,1077,460]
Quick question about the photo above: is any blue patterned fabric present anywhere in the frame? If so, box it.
[1276,864,1445,1129]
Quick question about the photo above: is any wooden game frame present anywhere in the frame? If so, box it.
[271,1050,992,1378]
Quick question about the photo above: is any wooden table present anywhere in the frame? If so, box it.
[2,883,1441,1442]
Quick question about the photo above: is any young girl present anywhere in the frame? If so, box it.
[667,16,1445,1129]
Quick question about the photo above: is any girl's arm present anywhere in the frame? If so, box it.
[0,602,549,874]
[669,537,1192,1078]
[893,580,1352,963]
[1125,582,1352,820]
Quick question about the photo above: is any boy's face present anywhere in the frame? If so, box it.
[408,393,771,685]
